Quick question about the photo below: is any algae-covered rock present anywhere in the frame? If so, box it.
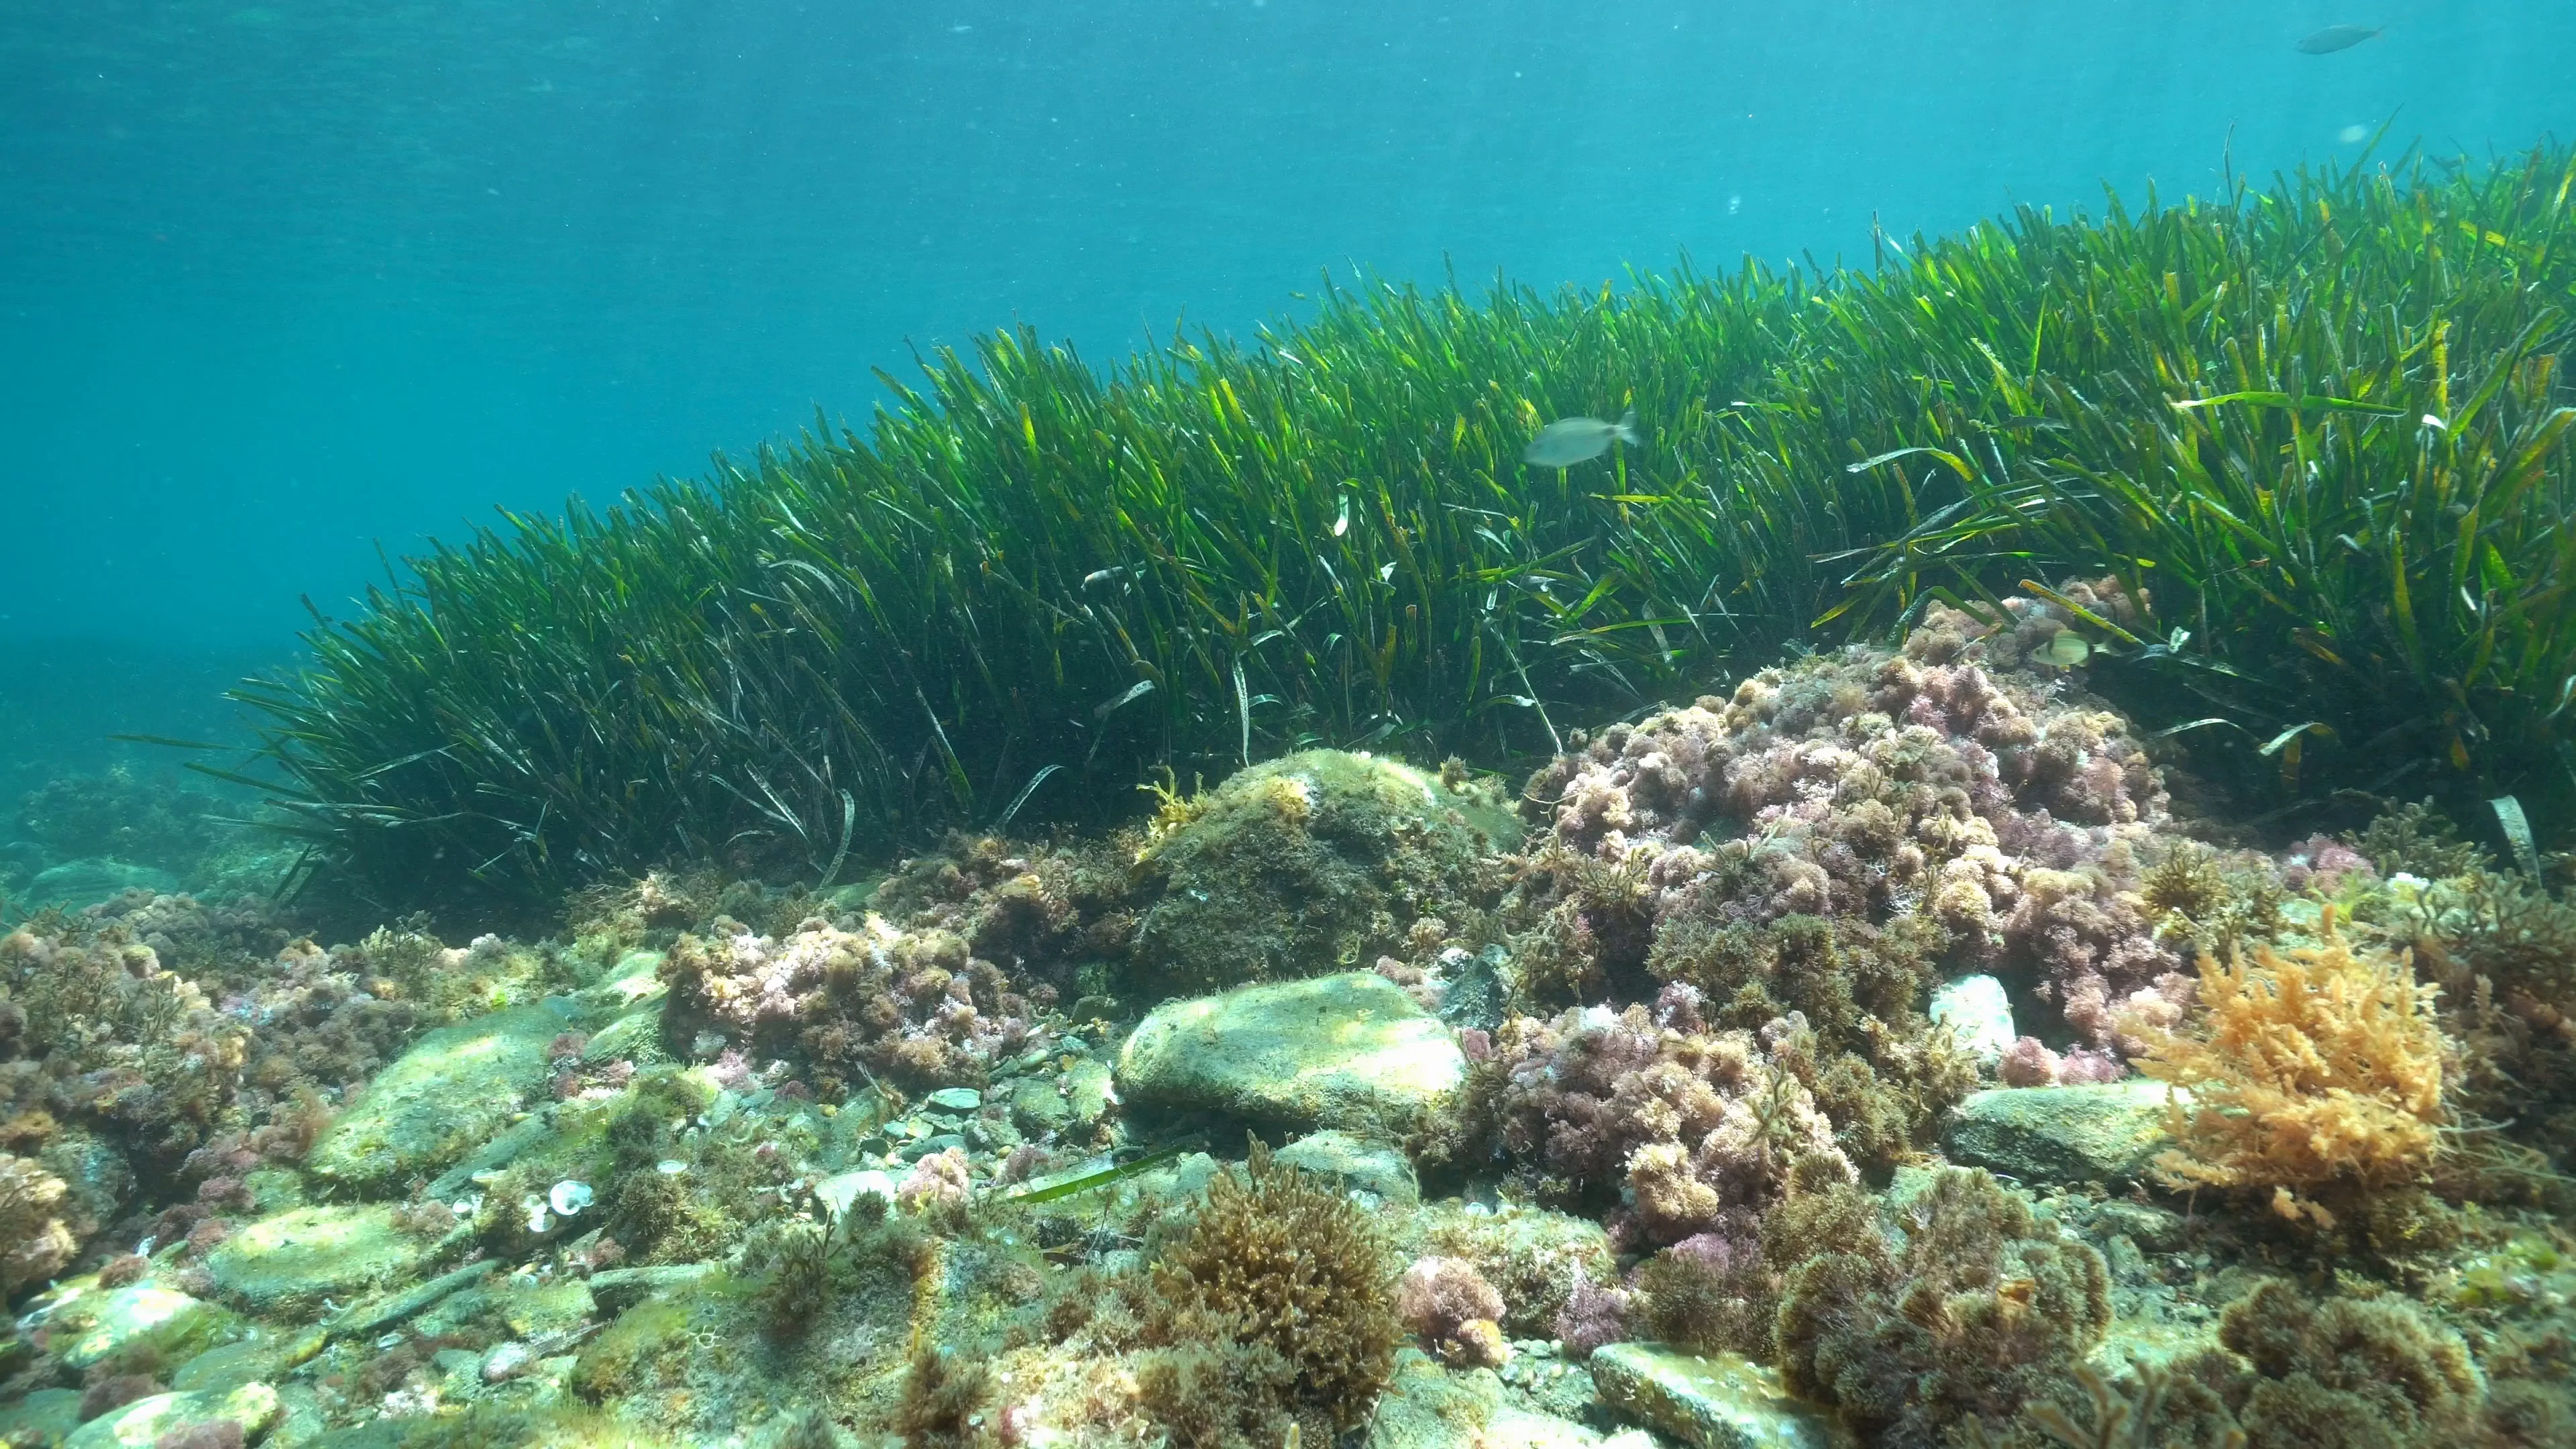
[1275,1130,1420,1208]
[1009,1075,1074,1135]
[1063,1057,1116,1131]
[1127,750,1520,1001]
[307,998,577,1191]
[1589,1344,1849,1449]
[170,1337,289,1394]
[571,1285,707,1400]
[1415,1200,1616,1339]
[1366,1348,1642,1449]
[1118,971,1466,1140]
[1942,1081,2177,1186]
[0,1388,81,1449]
[42,1283,235,1371]
[23,860,179,911]
[202,1205,443,1310]
[61,1383,278,1449]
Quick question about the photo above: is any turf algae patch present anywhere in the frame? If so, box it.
[306,999,578,1193]
[1116,971,1466,1140]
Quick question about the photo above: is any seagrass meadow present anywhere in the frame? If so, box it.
[234,142,2576,908]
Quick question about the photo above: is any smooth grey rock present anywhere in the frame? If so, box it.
[1273,1129,1419,1207]
[1589,1343,1849,1449]
[25,859,178,911]
[1943,1082,2180,1186]
[1436,945,1511,1035]
[1118,971,1465,1140]
[1927,975,2015,1064]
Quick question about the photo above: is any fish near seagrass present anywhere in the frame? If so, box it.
[1523,409,1641,468]
[2296,23,2383,53]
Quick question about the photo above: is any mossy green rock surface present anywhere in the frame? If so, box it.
[203,1205,441,1309]
[1363,1348,1622,1449]
[1118,971,1466,1139]
[1128,750,1521,1000]
[49,1284,235,1371]
[1274,1129,1419,1206]
[25,859,180,911]
[1941,1081,2178,1186]
[61,1383,278,1449]
[1589,1343,1850,1449]
[307,998,576,1191]
[0,1388,81,1449]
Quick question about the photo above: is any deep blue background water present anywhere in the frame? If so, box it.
[1,0,2569,760]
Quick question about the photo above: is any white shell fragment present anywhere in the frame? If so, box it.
[523,1197,550,1235]
[549,1180,595,1217]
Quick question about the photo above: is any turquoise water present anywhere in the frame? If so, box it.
[4,0,2567,694]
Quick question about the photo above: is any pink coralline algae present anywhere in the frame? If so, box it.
[897,1145,975,1215]
[1472,1004,1851,1248]
[1397,1255,1510,1366]
[659,914,1045,1096]
[1520,591,2190,1047]
[1552,1274,1634,1359]
[2281,835,2377,896]
[1996,1036,2129,1088]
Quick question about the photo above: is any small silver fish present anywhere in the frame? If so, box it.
[2297,23,2382,54]
[1523,409,1641,468]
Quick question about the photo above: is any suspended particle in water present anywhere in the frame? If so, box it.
[1727,194,1742,215]
[2338,123,2369,144]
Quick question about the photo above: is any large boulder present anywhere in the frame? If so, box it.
[1589,1344,1849,1449]
[1126,750,1521,1002]
[306,998,578,1192]
[1118,972,1466,1141]
[1941,1082,2178,1187]
[23,860,179,912]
